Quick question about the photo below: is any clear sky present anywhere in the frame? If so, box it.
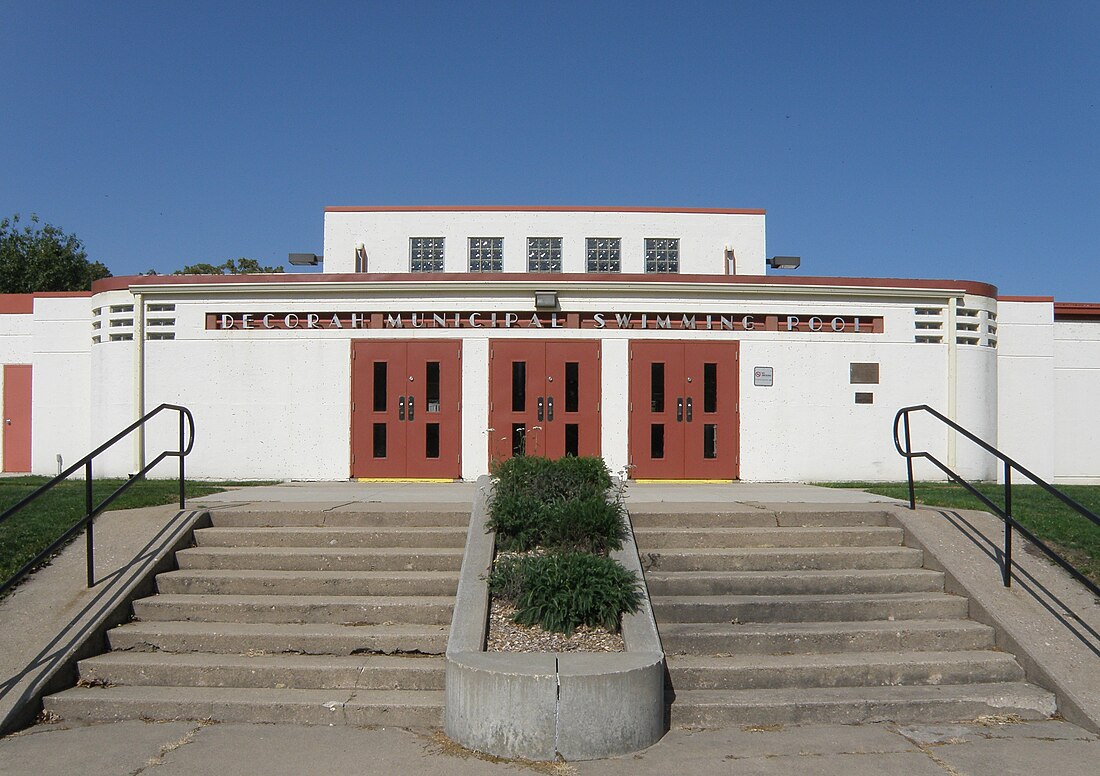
[2,1,1097,299]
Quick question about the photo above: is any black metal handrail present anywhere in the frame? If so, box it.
[0,403,195,595]
[893,404,1100,597]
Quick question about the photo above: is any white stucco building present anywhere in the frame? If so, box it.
[1,206,1097,483]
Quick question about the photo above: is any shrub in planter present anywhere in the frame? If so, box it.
[488,456,624,553]
[488,552,643,636]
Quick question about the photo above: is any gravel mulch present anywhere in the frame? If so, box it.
[486,598,626,653]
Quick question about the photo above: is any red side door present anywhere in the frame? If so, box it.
[488,340,601,464]
[350,340,462,479]
[3,364,32,473]
[628,341,739,480]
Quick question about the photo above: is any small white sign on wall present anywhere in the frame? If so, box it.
[754,366,774,387]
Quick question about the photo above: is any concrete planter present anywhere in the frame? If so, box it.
[445,476,666,761]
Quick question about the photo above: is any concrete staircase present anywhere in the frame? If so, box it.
[44,507,467,726]
[632,505,1057,727]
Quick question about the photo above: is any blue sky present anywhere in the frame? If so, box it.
[2,1,1097,299]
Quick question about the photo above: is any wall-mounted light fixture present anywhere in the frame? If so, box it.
[768,255,801,270]
[355,243,367,272]
[288,253,322,266]
[534,290,559,309]
[724,245,735,274]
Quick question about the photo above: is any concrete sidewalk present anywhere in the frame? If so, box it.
[2,480,1098,774]
[1,717,1096,776]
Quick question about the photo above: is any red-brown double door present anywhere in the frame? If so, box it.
[628,341,739,480]
[350,340,462,478]
[488,340,600,463]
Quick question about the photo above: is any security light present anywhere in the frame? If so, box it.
[288,253,321,266]
[534,290,559,309]
[768,255,801,270]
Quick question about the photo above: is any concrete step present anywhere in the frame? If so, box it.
[77,652,445,690]
[155,569,458,597]
[193,526,468,548]
[133,594,454,625]
[659,619,996,655]
[645,569,945,596]
[44,685,444,727]
[667,650,1025,690]
[176,546,464,572]
[107,620,448,655]
[629,510,890,528]
[633,526,904,549]
[652,592,969,624]
[639,546,924,572]
[668,682,1057,727]
[208,510,471,528]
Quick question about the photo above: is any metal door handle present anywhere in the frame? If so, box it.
[537,396,544,422]
[398,396,405,421]
[676,398,684,422]
[547,396,554,422]
[407,395,415,421]
[686,397,693,422]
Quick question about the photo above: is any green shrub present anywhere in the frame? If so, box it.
[487,456,624,553]
[488,552,642,635]
[540,495,627,554]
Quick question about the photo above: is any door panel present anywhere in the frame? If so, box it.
[489,341,600,464]
[350,341,461,478]
[629,342,739,479]
[3,364,31,473]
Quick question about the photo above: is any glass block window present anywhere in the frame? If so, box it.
[644,237,679,273]
[468,237,503,272]
[527,237,562,272]
[410,237,445,272]
[586,238,621,272]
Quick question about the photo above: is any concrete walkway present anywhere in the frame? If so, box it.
[1,717,1096,776]
[2,481,1098,774]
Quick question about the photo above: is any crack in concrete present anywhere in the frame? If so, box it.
[128,721,210,775]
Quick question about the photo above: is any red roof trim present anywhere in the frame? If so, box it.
[1054,302,1100,321]
[998,295,1054,303]
[92,272,997,297]
[0,294,34,314]
[324,205,767,215]
[0,291,90,314]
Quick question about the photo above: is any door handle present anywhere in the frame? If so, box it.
[408,395,415,421]
[398,396,406,421]
[676,398,684,422]
[547,396,554,422]
[537,396,544,422]
[686,397,693,422]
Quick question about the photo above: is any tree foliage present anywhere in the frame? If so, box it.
[0,214,111,293]
[173,258,283,275]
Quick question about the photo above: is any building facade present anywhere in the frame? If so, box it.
[1,206,1097,483]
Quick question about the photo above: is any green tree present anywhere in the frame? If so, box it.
[0,214,111,293]
[173,257,284,275]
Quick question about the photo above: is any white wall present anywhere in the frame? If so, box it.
[1053,319,1100,483]
[996,301,1055,481]
[31,297,92,476]
[323,209,767,276]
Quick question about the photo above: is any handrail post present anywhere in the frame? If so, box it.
[1003,462,1013,587]
[179,409,186,509]
[903,411,916,509]
[85,460,94,588]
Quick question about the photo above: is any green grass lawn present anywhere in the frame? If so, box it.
[822,481,1100,585]
[0,476,271,585]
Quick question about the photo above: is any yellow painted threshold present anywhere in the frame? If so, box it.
[634,479,731,484]
[355,478,459,483]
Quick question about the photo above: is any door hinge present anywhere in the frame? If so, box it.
[351,453,355,463]
[351,401,356,412]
